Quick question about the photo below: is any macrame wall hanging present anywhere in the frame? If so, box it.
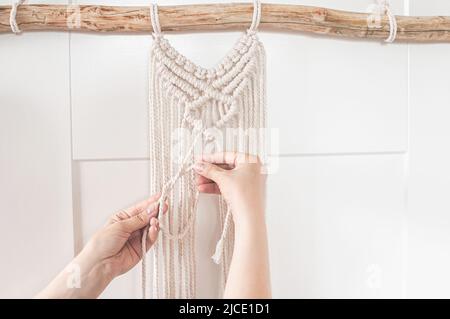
[141,0,266,298]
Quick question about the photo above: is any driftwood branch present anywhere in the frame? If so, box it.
[0,3,450,42]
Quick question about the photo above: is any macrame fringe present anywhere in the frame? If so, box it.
[143,0,266,299]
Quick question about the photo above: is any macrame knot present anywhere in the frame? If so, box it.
[192,119,204,132]
[204,131,216,143]
[206,69,216,79]
[175,55,186,66]
[195,68,207,80]
[184,62,196,73]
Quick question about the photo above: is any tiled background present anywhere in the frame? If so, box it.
[1,0,449,298]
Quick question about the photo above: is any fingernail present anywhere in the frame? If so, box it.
[150,217,157,226]
[194,162,205,172]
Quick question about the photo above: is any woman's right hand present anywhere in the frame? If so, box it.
[194,152,266,226]
[195,152,271,298]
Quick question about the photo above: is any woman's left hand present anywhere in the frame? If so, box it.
[36,194,167,299]
[84,193,167,279]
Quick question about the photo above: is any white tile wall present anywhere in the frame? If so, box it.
[407,0,450,299]
[0,0,73,298]
[267,155,404,298]
[264,0,407,154]
[2,0,450,299]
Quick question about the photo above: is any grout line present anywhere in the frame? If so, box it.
[72,150,407,163]
[272,151,406,158]
[74,157,152,162]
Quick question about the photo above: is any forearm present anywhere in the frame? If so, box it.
[35,247,113,299]
[224,214,271,299]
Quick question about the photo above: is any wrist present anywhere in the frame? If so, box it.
[232,197,265,223]
[80,238,119,279]
[36,248,114,299]
[78,245,115,280]
[69,248,114,298]
[233,208,266,233]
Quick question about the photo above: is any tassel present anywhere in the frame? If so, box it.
[212,238,224,264]
[212,207,232,264]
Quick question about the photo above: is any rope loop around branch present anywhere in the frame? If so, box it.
[367,0,398,43]
[10,0,25,34]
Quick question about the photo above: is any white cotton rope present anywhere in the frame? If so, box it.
[149,3,161,35]
[384,3,398,43]
[142,0,266,298]
[10,0,25,34]
[211,205,233,264]
[249,0,261,32]
[369,0,398,43]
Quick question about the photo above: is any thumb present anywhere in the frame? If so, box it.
[117,210,150,233]
[194,161,226,183]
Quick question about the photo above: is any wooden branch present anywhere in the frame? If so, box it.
[1,3,450,42]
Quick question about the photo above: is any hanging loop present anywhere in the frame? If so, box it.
[367,0,397,43]
[248,0,262,32]
[10,0,25,34]
[384,2,398,43]
[149,3,162,36]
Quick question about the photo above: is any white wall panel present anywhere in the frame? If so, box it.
[407,0,450,299]
[265,0,407,154]
[267,155,405,298]
[0,0,73,298]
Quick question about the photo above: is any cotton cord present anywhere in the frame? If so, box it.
[249,0,261,32]
[149,3,161,35]
[369,0,397,43]
[143,0,265,298]
[384,2,397,43]
[10,0,25,34]
[211,206,233,264]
